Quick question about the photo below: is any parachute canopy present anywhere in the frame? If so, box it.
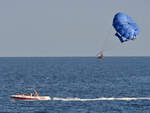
[113,12,139,43]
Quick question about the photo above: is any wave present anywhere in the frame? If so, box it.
[53,97,150,101]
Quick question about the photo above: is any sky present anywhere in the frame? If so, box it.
[0,0,149,57]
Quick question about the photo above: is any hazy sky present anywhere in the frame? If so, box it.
[0,0,149,56]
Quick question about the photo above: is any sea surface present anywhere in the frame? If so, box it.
[0,57,150,113]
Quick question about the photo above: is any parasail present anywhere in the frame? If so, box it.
[113,12,139,43]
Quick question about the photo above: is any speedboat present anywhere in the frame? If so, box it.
[11,95,51,101]
[11,88,51,101]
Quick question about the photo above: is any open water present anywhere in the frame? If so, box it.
[0,57,150,113]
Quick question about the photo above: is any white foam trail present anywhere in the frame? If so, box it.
[53,97,150,101]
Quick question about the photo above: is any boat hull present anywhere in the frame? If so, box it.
[11,95,51,101]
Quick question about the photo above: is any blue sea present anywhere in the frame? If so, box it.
[0,57,150,113]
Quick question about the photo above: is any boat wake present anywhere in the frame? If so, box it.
[53,97,150,101]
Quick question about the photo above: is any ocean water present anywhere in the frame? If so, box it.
[0,57,150,113]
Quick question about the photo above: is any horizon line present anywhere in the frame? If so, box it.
[0,56,149,57]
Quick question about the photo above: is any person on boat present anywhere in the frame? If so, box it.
[17,92,21,95]
[34,92,39,96]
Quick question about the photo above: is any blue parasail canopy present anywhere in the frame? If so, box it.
[113,12,139,43]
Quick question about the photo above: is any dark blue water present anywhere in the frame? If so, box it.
[0,57,150,113]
